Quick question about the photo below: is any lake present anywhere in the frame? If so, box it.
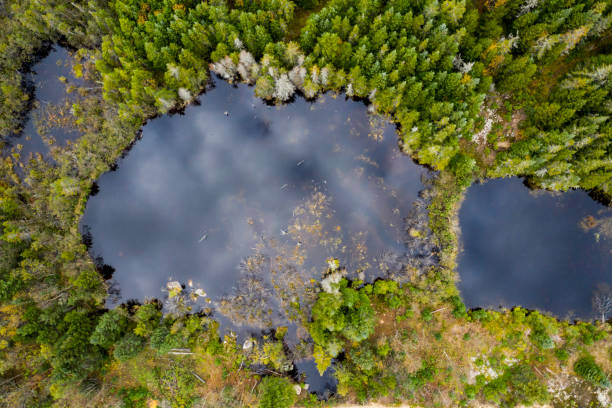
[81,77,428,327]
[458,177,612,320]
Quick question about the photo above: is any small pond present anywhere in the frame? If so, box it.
[294,359,337,400]
[458,177,612,320]
[82,77,429,323]
[7,46,79,159]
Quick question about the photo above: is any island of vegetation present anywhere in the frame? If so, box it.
[0,0,611,407]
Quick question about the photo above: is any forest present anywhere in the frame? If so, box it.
[0,0,611,407]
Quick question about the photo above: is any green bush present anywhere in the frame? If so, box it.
[406,360,436,391]
[150,326,170,351]
[448,153,475,188]
[309,278,375,373]
[449,295,468,318]
[113,334,146,362]
[577,323,605,346]
[373,280,399,296]
[376,342,391,357]
[154,364,196,407]
[554,348,569,362]
[464,384,478,399]
[258,377,296,408]
[118,386,150,408]
[352,344,377,373]
[133,303,162,338]
[506,364,549,406]
[574,355,610,388]
[421,307,433,322]
[530,328,554,350]
[149,325,185,354]
[469,309,490,322]
[482,364,549,407]
[89,310,128,349]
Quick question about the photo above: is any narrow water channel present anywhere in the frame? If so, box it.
[458,178,612,320]
[7,46,79,159]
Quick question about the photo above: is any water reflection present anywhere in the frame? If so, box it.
[294,359,337,399]
[458,178,612,320]
[6,46,80,159]
[82,77,428,326]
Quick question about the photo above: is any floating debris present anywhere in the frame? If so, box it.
[166,281,182,292]
[243,338,255,351]
[165,280,184,301]
[327,258,340,271]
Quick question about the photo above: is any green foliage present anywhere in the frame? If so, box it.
[555,348,569,362]
[52,310,105,383]
[118,386,150,408]
[530,327,554,350]
[577,322,606,345]
[528,314,555,350]
[294,0,319,9]
[253,340,293,372]
[574,355,610,388]
[421,307,433,322]
[309,278,375,373]
[149,325,184,354]
[95,0,294,116]
[336,342,397,401]
[406,360,436,390]
[448,153,476,188]
[482,364,549,407]
[448,295,467,318]
[464,383,477,399]
[299,0,487,174]
[373,280,403,308]
[376,341,391,358]
[471,0,612,197]
[469,308,490,322]
[154,363,197,407]
[89,309,128,349]
[113,333,146,362]
[257,376,296,408]
[133,302,162,338]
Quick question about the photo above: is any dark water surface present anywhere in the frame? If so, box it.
[458,178,612,320]
[82,78,426,309]
[8,46,79,158]
[294,359,337,399]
